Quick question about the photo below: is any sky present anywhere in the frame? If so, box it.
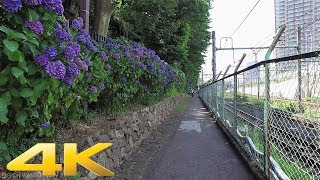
[202,0,276,81]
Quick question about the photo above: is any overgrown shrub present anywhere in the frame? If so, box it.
[0,0,187,164]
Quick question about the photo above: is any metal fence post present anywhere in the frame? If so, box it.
[222,65,231,121]
[263,25,285,178]
[234,54,246,129]
[222,79,225,120]
[263,62,271,178]
[215,71,222,111]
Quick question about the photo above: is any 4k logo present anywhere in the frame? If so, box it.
[6,143,115,176]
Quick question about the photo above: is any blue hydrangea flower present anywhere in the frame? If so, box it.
[77,29,91,44]
[63,75,73,86]
[84,59,91,67]
[22,0,42,5]
[34,54,49,67]
[45,61,66,80]
[100,51,109,61]
[105,64,112,70]
[86,72,91,80]
[55,28,72,41]
[64,42,80,60]
[67,63,80,78]
[99,83,105,90]
[42,0,64,15]
[113,53,120,60]
[24,20,44,35]
[121,77,127,83]
[90,86,97,93]
[40,121,50,128]
[76,60,88,71]
[1,0,22,12]
[45,46,58,60]
[72,17,83,30]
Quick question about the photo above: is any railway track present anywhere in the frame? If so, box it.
[218,99,320,177]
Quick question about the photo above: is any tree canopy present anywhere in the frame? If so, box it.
[113,0,211,86]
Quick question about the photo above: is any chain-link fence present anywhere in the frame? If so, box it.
[198,51,320,180]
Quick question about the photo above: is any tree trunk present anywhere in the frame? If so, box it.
[93,0,116,37]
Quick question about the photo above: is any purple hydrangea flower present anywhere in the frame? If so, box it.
[84,59,91,67]
[55,28,72,41]
[64,42,80,60]
[121,77,127,83]
[34,54,49,67]
[63,75,73,86]
[99,83,105,90]
[22,0,42,5]
[100,51,109,61]
[106,38,113,43]
[86,72,91,80]
[45,46,58,60]
[113,53,120,60]
[105,64,111,70]
[25,20,44,35]
[67,63,80,78]
[90,86,97,93]
[45,61,66,80]
[76,60,88,71]
[1,0,22,12]
[42,0,64,15]
[40,121,50,128]
[72,17,83,30]
[87,41,98,52]
[77,29,90,44]
[144,86,148,91]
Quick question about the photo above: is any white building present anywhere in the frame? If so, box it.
[275,0,320,58]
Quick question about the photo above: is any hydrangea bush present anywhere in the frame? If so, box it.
[0,0,187,163]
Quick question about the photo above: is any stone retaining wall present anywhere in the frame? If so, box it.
[77,94,189,179]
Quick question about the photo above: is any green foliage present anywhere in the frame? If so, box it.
[116,0,211,87]
[0,4,188,165]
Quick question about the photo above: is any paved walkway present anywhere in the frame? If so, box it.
[143,96,256,180]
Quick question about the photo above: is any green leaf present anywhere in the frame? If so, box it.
[0,98,9,123]
[18,75,28,85]
[3,39,19,53]
[2,91,11,104]
[0,26,13,35]
[0,141,8,150]
[15,111,28,127]
[13,32,27,40]
[28,9,40,22]
[11,67,24,79]
[47,92,54,105]
[18,61,28,72]
[4,48,24,62]
[27,64,38,75]
[0,76,9,86]
[31,110,39,118]
[29,95,38,106]
[28,38,39,47]
[20,88,34,98]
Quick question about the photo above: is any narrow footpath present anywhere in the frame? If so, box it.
[117,96,256,180]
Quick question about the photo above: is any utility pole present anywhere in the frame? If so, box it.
[201,70,204,84]
[297,26,304,112]
[252,51,260,99]
[80,0,90,32]
[212,31,217,81]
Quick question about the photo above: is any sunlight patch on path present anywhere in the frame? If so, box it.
[179,121,201,133]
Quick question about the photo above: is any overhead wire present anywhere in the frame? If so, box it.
[230,0,262,37]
